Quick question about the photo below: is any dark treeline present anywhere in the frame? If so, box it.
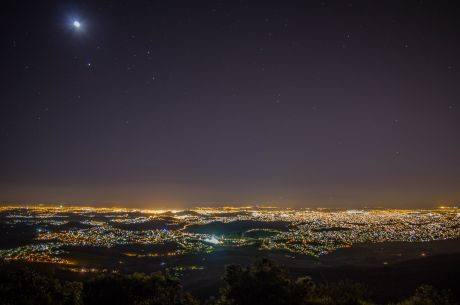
[0,259,457,305]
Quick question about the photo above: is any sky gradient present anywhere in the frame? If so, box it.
[1,0,459,208]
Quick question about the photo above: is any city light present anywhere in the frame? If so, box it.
[0,205,459,265]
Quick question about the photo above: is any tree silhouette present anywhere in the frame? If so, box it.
[0,268,82,305]
[82,272,198,305]
[393,285,458,305]
[0,261,458,305]
[211,258,373,305]
[221,258,295,305]
[315,280,375,305]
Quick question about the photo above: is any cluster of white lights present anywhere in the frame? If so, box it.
[204,235,220,245]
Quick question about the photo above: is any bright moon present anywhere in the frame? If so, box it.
[73,21,81,28]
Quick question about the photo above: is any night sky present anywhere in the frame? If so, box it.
[1,1,459,208]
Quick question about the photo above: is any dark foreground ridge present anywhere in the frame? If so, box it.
[1,259,458,305]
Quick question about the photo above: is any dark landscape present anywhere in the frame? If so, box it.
[1,206,460,304]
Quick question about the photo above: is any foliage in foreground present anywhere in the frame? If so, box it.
[390,285,458,305]
[208,258,375,305]
[82,272,198,305]
[0,259,458,305]
[0,268,82,305]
